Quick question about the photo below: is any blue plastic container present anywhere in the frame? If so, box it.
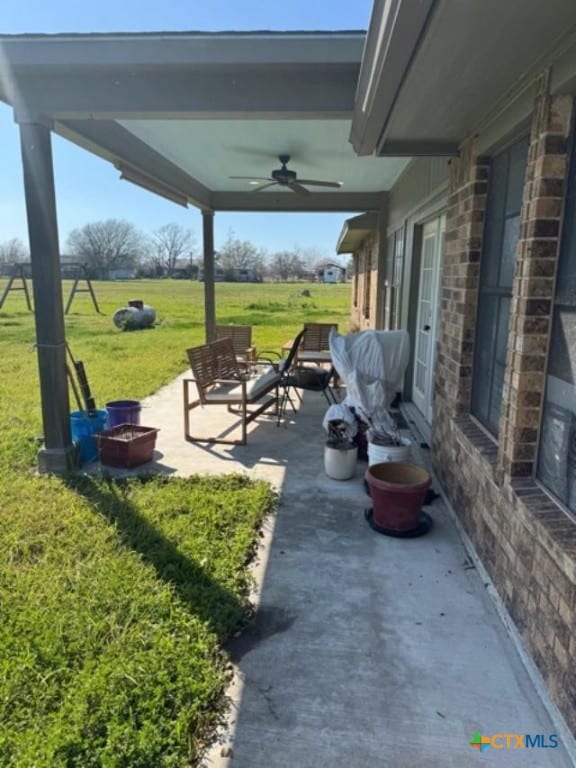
[105,400,142,429]
[70,409,108,464]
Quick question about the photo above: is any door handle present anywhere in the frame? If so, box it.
[423,324,431,331]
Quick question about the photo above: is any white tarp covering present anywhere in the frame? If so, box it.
[329,329,410,437]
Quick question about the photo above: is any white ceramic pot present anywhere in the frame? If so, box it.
[367,437,412,466]
[324,444,358,480]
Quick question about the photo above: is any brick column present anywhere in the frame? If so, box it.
[497,76,573,480]
[434,137,489,418]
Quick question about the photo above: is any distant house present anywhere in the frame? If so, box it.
[59,255,85,280]
[0,261,33,278]
[171,259,198,279]
[0,263,14,277]
[317,263,345,284]
[234,267,261,282]
[197,266,261,282]
[107,267,137,281]
[198,266,224,282]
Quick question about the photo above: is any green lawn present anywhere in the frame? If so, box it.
[0,278,350,766]
[0,278,349,472]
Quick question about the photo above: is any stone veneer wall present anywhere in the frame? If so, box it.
[431,74,576,733]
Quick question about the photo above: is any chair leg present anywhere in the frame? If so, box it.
[241,395,247,445]
[283,385,298,413]
[277,388,288,426]
[277,386,297,426]
[328,386,339,404]
[322,389,333,406]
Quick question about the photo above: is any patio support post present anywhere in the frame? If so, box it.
[18,118,75,473]
[202,209,216,342]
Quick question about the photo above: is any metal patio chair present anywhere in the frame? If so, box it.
[276,329,338,424]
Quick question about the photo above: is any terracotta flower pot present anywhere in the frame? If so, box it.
[365,461,430,532]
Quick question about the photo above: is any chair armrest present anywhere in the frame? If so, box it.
[214,376,248,386]
[255,354,285,373]
[257,350,283,368]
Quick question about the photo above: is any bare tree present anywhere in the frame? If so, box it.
[218,230,265,280]
[150,223,197,277]
[0,238,28,264]
[66,219,146,278]
[268,249,306,281]
[296,245,326,272]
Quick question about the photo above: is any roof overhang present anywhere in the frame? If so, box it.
[336,211,377,253]
[351,0,576,157]
[0,31,411,213]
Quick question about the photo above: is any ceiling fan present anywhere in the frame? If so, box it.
[230,154,343,195]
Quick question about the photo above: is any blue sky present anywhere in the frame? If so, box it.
[0,1,373,261]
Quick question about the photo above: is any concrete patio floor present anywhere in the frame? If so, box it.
[94,374,576,767]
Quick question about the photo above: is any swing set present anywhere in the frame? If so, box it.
[0,262,100,314]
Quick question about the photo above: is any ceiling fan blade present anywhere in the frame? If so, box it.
[229,176,272,181]
[297,179,343,188]
[288,182,311,196]
[253,182,278,192]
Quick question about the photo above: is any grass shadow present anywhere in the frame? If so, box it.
[64,474,251,641]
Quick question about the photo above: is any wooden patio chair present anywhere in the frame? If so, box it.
[215,324,256,366]
[297,322,338,365]
[183,337,280,445]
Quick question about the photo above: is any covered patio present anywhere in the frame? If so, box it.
[0,29,408,473]
[3,9,576,761]
[89,375,574,767]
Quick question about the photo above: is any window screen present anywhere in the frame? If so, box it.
[538,119,576,512]
[471,137,529,435]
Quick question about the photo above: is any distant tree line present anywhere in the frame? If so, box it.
[0,219,351,281]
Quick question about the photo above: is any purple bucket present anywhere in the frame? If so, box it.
[105,399,142,428]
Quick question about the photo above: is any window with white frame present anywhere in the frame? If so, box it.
[538,123,576,513]
[471,136,529,435]
[384,228,405,330]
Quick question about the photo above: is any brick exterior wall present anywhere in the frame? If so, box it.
[350,233,379,330]
[435,137,489,418]
[432,76,576,733]
[498,75,573,480]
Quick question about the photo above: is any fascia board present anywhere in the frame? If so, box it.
[350,0,437,156]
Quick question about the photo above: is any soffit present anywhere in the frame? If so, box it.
[351,0,576,157]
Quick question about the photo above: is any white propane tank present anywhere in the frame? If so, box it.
[113,300,156,330]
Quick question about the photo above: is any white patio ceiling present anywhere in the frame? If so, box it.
[119,118,407,195]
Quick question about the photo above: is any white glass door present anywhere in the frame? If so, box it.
[413,216,445,422]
